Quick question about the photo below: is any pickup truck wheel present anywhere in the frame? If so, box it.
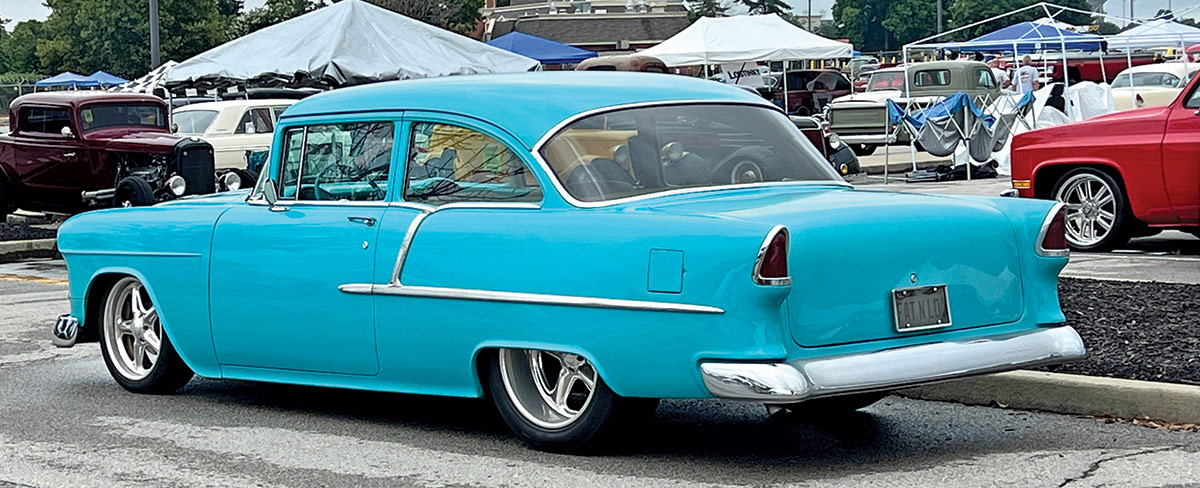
[1052,169,1131,251]
[852,144,877,156]
[99,276,193,394]
[113,177,155,208]
[489,348,654,453]
[781,392,888,416]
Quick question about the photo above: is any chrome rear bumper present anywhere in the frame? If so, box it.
[700,326,1085,403]
[837,134,897,145]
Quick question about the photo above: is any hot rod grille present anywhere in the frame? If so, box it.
[172,139,215,196]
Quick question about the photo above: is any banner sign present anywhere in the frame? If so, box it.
[721,62,764,88]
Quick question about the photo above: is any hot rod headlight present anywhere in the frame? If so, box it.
[166,175,186,196]
[827,133,842,148]
[219,172,242,191]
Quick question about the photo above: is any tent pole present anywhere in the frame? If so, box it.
[783,61,789,114]
[1061,34,1069,93]
[1126,38,1134,110]
[903,45,916,172]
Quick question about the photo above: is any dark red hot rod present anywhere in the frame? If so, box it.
[0,92,215,218]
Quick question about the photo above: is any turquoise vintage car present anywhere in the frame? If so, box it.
[52,72,1084,452]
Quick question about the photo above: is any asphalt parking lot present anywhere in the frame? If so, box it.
[1,259,1198,487]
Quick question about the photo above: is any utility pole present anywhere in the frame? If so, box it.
[808,0,813,31]
[150,0,161,68]
[937,0,943,35]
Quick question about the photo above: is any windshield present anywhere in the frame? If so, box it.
[540,104,841,203]
[79,103,166,132]
[172,109,218,134]
[867,71,906,91]
[1111,71,1182,88]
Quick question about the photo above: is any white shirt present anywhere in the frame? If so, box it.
[991,67,1009,87]
[1016,65,1039,93]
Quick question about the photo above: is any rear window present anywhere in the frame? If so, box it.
[867,71,905,91]
[19,107,71,135]
[913,69,952,87]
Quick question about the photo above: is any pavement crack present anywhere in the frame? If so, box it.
[1057,446,1179,487]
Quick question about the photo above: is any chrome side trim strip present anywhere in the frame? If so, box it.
[391,210,432,285]
[752,225,792,286]
[339,283,725,314]
[700,326,1086,403]
[58,250,202,258]
[1036,201,1070,258]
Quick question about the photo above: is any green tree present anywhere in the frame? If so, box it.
[4,20,45,74]
[367,0,484,35]
[233,0,323,37]
[881,0,938,48]
[688,0,729,22]
[831,0,889,51]
[739,0,792,15]
[37,0,226,78]
[948,0,1094,39]
[1154,9,1200,28]
[217,0,244,16]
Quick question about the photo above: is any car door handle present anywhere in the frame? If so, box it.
[63,152,76,158]
[347,216,376,227]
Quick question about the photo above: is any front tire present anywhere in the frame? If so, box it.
[113,176,156,208]
[1052,168,1131,251]
[852,144,877,156]
[488,348,655,453]
[99,277,193,394]
[0,176,13,221]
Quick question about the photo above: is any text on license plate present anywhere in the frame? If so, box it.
[892,285,951,332]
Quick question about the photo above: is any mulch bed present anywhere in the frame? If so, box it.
[0,222,56,242]
[1041,277,1200,386]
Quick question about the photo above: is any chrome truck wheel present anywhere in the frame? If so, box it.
[99,277,193,393]
[1052,169,1130,251]
[487,348,658,453]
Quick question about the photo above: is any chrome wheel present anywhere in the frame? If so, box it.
[1054,173,1117,248]
[498,349,598,429]
[102,278,162,381]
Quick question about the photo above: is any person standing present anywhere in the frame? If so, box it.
[1015,55,1040,94]
[988,57,1010,89]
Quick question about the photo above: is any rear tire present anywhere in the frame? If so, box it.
[99,276,193,394]
[852,144,877,156]
[781,392,887,416]
[1051,168,1132,252]
[113,176,155,208]
[487,348,655,453]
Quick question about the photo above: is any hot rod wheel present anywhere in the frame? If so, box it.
[1051,168,1131,252]
[488,348,657,453]
[113,177,156,208]
[99,276,193,393]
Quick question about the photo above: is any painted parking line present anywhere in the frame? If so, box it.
[0,274,68,286]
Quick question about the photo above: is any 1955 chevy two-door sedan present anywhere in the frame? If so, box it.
[52,72,1085,452]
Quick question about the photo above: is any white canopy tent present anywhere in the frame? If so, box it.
[1108,19,1200,50]
[639,14,853,66]
[166,0,537,89]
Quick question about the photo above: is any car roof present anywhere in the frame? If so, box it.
[282,71,774,149]
[173,98,298,113]
[11,91,164,110]
[1116,62,1196,76]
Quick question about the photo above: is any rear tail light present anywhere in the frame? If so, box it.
[753,226,791,286]
[1037,204,1069,257]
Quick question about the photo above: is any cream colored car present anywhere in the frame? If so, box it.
[172,99,296,169]
[1111,63,1197,111]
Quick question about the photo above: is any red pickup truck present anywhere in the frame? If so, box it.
[0,92,216,218]
[1009,62,1199,251]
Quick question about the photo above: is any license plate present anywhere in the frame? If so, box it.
[892,285,951,332]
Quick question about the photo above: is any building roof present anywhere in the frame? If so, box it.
[494,14,690,46]
[282,71,773,148]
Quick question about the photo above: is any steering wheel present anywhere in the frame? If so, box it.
[313,164,388,201]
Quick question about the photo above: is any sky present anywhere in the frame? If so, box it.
[1,0,1197,30]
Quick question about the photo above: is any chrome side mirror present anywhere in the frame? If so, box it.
[60,126,74,138]
[262,179,287,212]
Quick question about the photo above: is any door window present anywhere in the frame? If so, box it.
[234,107,275,134]
[975,68,997,89]
[19,107,72,135]
[403,122,542,204]
[276,121,394,202]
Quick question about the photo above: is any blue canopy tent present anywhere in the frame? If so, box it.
[88,70,129,86]
[948,21,1103,53]
[486,31,597,65]
[35,72,100,88]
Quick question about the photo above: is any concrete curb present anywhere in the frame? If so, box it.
[899,370,1200,425]
[0,238,58,263]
